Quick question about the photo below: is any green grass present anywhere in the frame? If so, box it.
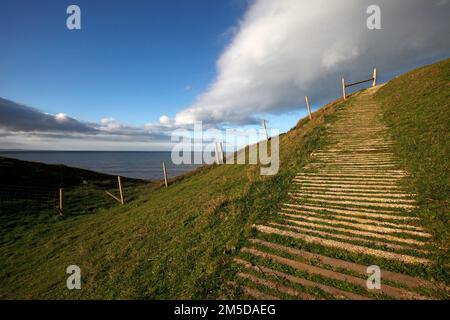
[1,58,448,299]
[228,59,450,299]
[0,98,341,299]
[374,58,450,277]
[0,156,147,216]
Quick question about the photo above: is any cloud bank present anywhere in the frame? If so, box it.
[0,98,96,133]
[0,98,172,150]
[172,0,450,125]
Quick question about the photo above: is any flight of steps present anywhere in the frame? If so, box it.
[232,88,444,300]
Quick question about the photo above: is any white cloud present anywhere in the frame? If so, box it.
[159,115,171,125]
[100,117,115,125]
[322,43,360,69]
[172,0,450,126]
[54,113,69,122]
[100,117,124,131]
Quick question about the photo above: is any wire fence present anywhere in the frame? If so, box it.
[63,180,120,215]
[0,176,145,216]
[0,184,58,215]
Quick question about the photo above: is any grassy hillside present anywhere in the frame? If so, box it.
[374,58,450,273]
[0,156,124,188]
[0,58,448,299]
[0,99,342,299]
[0,156,147,218]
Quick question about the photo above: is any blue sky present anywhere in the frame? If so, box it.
[0,0,248,124]
[0,0,449,150]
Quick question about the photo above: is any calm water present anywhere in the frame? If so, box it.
[0,151,202,180]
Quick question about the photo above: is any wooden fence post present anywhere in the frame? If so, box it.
[262,119,269,141]
[305,95,312,120]
[373,67,377,87]
[219,142,225,164]
[162,161,168,188]
[117,176,124,205]
[214,142,221,164]
[342,78,347,100]
[58,188,64,215]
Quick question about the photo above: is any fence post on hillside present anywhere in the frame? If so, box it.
[117,176,124,205]
[342,78,347,100]
[58,188,64,216]
[262,119,269,141]
[372,67,377,87]
[162,161,168,188]
[214,142,221,165]
[305,95,312,120]
[219,142,226,164]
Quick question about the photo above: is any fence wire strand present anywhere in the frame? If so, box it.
[0,176,143,216]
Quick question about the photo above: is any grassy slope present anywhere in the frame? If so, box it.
[0,156,147,220]
[1,59,448,299]
[0,156,124,188]
[374,58,450,276]
[0,100,341,299]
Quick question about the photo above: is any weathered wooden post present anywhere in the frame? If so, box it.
[305,95,312,120]
[117,176,124,205]
[219,142,226,164]
[162,161,168,188]
[262,119,269,141]
[214,142,221,164]
[58,188,64,215]
[342,78,347,100]
[372,67,377,87]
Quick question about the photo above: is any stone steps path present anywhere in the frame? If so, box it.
[232,87,446,300]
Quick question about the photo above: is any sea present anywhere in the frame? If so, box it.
[0,151,203,180]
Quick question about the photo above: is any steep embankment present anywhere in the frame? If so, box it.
[375,58,450,269]
[230,59,449,300]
